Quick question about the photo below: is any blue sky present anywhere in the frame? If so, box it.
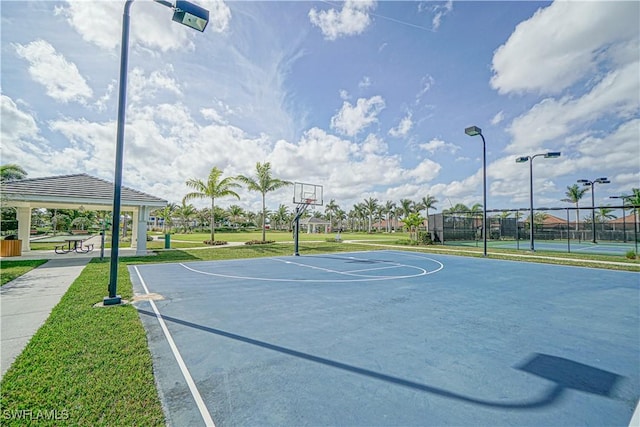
[2,0,639,215]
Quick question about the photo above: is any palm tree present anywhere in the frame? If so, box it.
[325,199,339,231]
[175,200,197,233]
[226,205,245,228]
[383,201,395,232]
[237,162,292,242]
[562,184,589,231]
[158,202,177,233]
[421,195,438,232]
[363,197,379,233]
[0,164,27,182]
[399,199,415,219]
[274,204,290,230]
[595,206,617,232]
[184,167,241,243]
[404,212,424,241]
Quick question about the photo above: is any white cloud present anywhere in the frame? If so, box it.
[339,89,350,100]
[491,1,639,95]
[359,76,372,89]
[127,66,182,104]
[418,138,460,155]
[13,40,92,104]
[415,74,434,104]
[55,0,230,52]
[506,60,640,153]
[405,158,442,183]
[430,0,453,31]
[388,112,413,138]
[491,111,504,125]
[330,95,385,137]
[309,0,376,41]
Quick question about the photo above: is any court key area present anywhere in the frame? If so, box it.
[129,250,639,426]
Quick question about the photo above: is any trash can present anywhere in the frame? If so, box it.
[164,233,171,249]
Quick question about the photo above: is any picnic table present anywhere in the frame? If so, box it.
[34,235,95,254]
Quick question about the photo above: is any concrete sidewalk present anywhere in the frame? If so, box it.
[0,257,90,379]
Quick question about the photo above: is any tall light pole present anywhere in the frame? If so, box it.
[464,126,487,257]
[577,177,610,245]
[515,152,561,251]
[105,0,209,306]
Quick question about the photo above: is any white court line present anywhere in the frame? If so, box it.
[133,266,216,427]
[630,400,640,427]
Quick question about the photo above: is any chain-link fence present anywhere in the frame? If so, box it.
[427,205,639,256]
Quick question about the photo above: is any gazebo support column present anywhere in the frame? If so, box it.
[135,206,149,255]
[16,206,32,252]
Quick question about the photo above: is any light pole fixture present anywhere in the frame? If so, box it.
[577,177,610,244]
[515,152,561,251]
[464,125,487,257]
[105,0,209,306]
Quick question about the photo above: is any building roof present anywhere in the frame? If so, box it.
[1,173,166,209]
[300,217,330,225]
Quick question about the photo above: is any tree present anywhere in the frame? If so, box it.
[184,167,241,243]
[363,197,379,232]
[325,199,339,230]
[226,205,245,227]
[175,200,197,233]
[236,162,292,242]
[383,201,395,233]
[595,206,617,231]
[562,184,589,231]
[421,195,438,232]
[158,203,177,233]
[404,212,425,241]
[399,198,415,219]
[0,164,27,182]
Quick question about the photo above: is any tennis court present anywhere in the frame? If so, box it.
[129,250,639,426]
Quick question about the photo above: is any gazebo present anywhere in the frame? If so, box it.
[1,173,167,255]
[300,217,331,234]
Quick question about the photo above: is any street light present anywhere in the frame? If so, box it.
[577,177,610,244]
[515,152,561,251]
[464,125,487,257]
[105,0,209,306]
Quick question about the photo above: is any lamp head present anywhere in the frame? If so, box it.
[577,179,590,184]
[544,151,561,158]
[515,156,529,163]
[465,126,482,137]
[595,177,610,184]
[172,0,209,32]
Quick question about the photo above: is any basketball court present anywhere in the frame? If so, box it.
[129,250,639,426]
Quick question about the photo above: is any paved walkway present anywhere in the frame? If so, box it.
[0,257,90,378]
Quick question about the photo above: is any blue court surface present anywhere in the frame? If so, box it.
[129,250,639,426]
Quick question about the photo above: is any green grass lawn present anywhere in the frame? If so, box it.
[1,239,637,426]
[0,260,48,286]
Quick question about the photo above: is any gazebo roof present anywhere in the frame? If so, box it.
[300,217,330,225]
[1,173,166,209]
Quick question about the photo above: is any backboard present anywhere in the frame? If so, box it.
[293,182,323,206]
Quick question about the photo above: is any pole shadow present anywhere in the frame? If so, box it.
[137,309,625,410]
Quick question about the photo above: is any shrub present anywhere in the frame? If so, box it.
[417,231,433,245]
[625,250,638,260]
[204,240,228,246]
[244,240,275,245]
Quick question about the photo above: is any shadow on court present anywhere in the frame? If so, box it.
[137,308,624,410]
